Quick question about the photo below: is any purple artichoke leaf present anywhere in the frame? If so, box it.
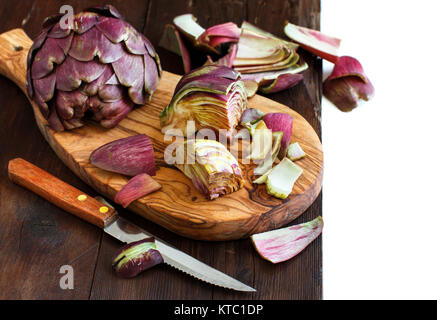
[86,5,123,19]
[26,31,48,91]
[31,30,49,51]
[26,70,34,98]
[124,27,148,55]
[87,96,103,114]
[54,33,74,55]
[176,65,240,87]
[114,173,161,208]
[100,104,132,128]
[174,66,240,93]
[55,56,106,91]
[104,74,120,85]
[96,17,129,43]
[72,12,99,34]
[32,72,56,102]
[55,90,88,119]
[180,76,235,94]
[47,22,72,39]
[90,134,156,176]
[143,53,159,96]
[31,37,67,79]
[112,52,144,88]
[42,13,63,29]
[26,30,49,97]
[82,65,113,96]
[62,118,84,130]
[260,73,304,94]
[98,84,124,102]
[198,22,240,46]
[263,113,294,159]
[48,107,65,132]
[34,92,50,119]
[112,237,163,278]
[69,28,124,63]
[323,76,375,112]
[128,84,147,105]
[99,99,132,118]
[322,56,375,112]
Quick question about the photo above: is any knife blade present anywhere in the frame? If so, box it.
[8,158,256,292]
[104,213,255,292]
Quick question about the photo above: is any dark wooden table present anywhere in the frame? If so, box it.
[0,0,322,299]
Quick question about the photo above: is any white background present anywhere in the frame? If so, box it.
[321,0,437,299]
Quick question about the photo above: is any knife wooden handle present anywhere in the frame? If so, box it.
[8,158,117,228]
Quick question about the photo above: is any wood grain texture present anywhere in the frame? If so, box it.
[0,28,322,241]
[0,0,322,299]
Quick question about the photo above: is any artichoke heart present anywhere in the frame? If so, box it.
[175,139,244,200]
[160,65,248,136]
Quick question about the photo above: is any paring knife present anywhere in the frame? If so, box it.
[8,158,256,292]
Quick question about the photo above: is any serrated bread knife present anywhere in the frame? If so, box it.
[8,158,256,292]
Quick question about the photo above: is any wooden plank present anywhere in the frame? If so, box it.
[0,78,101,299]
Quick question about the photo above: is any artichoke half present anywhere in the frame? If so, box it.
[175,139,244,200]
[26,5,161,131]
[160,65,247,137]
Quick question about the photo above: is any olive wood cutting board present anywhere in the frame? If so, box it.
[0,28,323,241]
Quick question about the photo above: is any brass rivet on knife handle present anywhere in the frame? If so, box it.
[7,158,117,228]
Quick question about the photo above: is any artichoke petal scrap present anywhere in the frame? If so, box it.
[159,24,191,73]
[233,22,307,93]
[251,216,323,264]
[323,56,375,112]
[175,140,244,200]
[26,4,161,131]
[159,16,307,94]
[160,65,247,137]
[172,14,240,56]
[284,22,341,63]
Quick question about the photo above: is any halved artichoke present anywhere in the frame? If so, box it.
[160,65,247,136]
[26,5,161,131]
[175,139,244,200]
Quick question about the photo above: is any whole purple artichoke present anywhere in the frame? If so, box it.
[26,5,161,131]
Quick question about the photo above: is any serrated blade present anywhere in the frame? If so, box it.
[102,211,256,292]
[156,241,256,292]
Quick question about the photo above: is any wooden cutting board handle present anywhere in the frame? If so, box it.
[0,28,52,141]
[0,29,31,93]
[8,158,118,228]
